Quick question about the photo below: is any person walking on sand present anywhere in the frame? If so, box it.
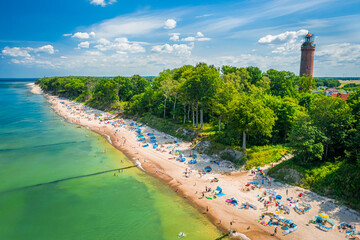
[271,226,277,236]
[286,189,288,196]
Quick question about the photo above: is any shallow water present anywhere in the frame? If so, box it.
[0,80,221,240]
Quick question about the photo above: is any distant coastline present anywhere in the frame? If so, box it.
[0,78,38,82]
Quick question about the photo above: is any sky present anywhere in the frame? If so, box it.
[1,0,359,78]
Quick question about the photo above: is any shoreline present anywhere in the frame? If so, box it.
[28,83,359,240]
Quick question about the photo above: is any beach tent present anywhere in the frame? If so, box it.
[189,159,197,164]
[150,136,156,140]
[150,139,157,143]
[143,144,149,147]
[276,195,282,200]
[204,166,212,173]
[226,197,238,206]
[294,202,312,214]
[176,157,186,162]
[338,222,356,234]
[265,190,277,196]
[215,186,225,197]
[153,144,159,149]
[239,202,257,210]
[276,205,290,214]
[147,133,154,136]
[282,220,298,235]
[312,214,335,231]
[346,231,360,238]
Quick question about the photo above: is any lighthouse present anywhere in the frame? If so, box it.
[299,33,315,77]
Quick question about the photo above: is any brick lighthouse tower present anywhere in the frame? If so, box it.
[299,32,315,77]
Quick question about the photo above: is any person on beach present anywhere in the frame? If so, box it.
[271,226,278,236]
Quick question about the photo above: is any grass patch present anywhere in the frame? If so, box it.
[245,145,289,169]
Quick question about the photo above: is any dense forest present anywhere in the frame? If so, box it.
[35,63,360,208]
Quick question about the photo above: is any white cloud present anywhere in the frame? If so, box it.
[63,33,72,37]
[85,50,103,56]
[2,45,55,58]
[97,38,111,45]
[164,19,177,29]
[317,43,360,65]
[90,0,116,7]
[197,37,211,41]
[151,43,193,55]
[94,37,145,53]
[258,29,308,44]
[90,16,164,38]
[34,45,55,54]
[78,41,90,49]
[196,32,204,37]
[2,47,31,57]
[182,37,195,42]
[72,32,96,39]
[258,29,309,54]
[169,33,180,41]
[180,33,211,42]
[203,17,249,33]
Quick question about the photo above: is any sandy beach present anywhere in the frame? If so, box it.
[28,82,359,240]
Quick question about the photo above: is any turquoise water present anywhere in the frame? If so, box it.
[0,81,221,240]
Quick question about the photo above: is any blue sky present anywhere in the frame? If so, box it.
[1,0,359,77]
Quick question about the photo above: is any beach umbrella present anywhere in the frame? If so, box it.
[276,195,282,199]
[319,213,329,218]
[245,184,250,187]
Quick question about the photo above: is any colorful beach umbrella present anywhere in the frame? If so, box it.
[319,213,329,218]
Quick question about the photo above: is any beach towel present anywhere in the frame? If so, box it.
[216,192,225,197]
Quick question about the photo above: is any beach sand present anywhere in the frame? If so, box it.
[29,83,359,240]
